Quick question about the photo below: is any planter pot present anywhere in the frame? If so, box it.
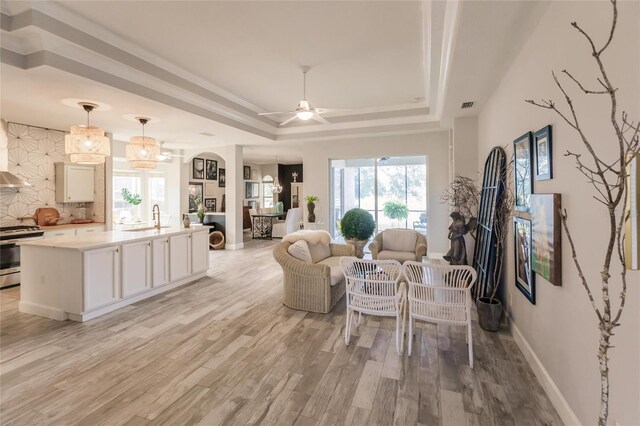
[347,238,367,259]
[477,297,502,332]
[307,202,316,223]
[182,216,191,228]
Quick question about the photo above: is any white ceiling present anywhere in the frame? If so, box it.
[0,0,550,162]
[57,0,426,114]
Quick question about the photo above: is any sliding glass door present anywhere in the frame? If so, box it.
[330,156,427,240]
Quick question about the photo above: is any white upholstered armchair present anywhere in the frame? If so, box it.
[272,207,302,238]
[369,228,428,263]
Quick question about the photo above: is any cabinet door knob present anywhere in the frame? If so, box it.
[147,242,151,247]
[115,248,119,253]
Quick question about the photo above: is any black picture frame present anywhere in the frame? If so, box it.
[204,198,216,212]
[245,182,259,199]
[192,158,204,180]
[188,182,203,213]
[205,159,218,181]
[219,168,226,187]
[514,132,534,211]
[514,216,535,304]
[534,125,553,181]
[244,166,251,180]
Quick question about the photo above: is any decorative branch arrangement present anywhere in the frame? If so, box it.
[441,175,481,240]
[526,1,639,424]
[489,158,515,301]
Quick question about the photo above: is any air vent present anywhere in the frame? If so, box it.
[200,132,215,137]
[461,101,475,109]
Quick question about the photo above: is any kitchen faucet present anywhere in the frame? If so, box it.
[152,204,161,229]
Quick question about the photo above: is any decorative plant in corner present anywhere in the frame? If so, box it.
[383,201,408,228]
[340,208,375,259]
[305,195,319,223]
[526,1,638,424]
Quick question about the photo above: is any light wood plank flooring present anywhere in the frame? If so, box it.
[0,239,562,425]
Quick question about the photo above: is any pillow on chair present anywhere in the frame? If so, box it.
[308,242,331,263]
[383,229,418,252]
[288,240,312,263]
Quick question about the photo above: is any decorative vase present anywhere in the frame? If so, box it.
[182,216,191,228]
[198,215,204,224]
[347,238,367,259]
[307,202,316,223]
[477,297,502,331]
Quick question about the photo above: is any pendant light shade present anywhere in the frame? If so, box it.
[272,156,283,194]
[126,118,160,169]
[65,103,110,165]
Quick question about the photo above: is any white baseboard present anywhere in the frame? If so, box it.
[226,242,244,250]
[510,320,581,425]
[19,301,67,321]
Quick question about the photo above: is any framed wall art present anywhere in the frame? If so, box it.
[219,168,226,187]
[204,198,216,212]
[534,125,553,180]
[514,132,534,211]
[192,157,204,180]
[188,182,203,212]
[244,166,251,180]
[206,159,218,181]
[204,182,216,197]
[245,182,259,199]
[514,216,535,304]
[531,193,562,285]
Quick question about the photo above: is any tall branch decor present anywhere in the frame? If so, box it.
[526,1,639,424]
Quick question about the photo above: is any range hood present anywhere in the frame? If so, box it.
[0,171,31,188]
[0,120,32,188]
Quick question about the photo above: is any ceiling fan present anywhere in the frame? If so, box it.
[258,66,349,126]
[157,143,184,161]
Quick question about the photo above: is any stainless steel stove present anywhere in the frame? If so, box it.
[0,225,44,288]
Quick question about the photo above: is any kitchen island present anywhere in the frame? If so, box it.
[18,226,210,322]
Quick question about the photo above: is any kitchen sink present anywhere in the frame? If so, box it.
[124,226,171,232]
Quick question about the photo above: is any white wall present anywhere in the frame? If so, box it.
[477,1,639,424]
[453,116,479,180]
[302,131,451,253]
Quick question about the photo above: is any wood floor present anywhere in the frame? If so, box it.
[0,239,562,425]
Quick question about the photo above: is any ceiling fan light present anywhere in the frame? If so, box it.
[296,110,314,121]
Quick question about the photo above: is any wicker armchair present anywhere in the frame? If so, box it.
[273,241,355,313]
[369,229,428,263]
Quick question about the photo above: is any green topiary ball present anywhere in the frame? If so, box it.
[340,208,375,240]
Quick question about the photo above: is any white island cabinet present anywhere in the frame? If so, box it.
[18,227,210,322]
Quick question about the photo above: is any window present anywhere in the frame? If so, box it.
[263,175,274,209]
[113,159,168,224]
[330,156,427,239]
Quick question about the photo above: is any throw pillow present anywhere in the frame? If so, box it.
[288,240,312,263]
[308,241,332,263]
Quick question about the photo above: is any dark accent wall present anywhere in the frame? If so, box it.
[278,164,303,211]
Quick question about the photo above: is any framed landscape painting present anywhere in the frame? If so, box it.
[206,159,217,181]
[534,125,553,180]
[514,132,534,211]
[531,194,562,285]
[514,216,535,304]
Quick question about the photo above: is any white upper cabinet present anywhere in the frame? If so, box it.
[55,163,95,203]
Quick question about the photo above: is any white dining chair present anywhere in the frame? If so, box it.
[340,257,405,355]
[403,261,477,367]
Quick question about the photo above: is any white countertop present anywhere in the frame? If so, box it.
[19,226,211,251]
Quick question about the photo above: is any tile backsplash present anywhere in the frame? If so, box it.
[0,122,106,227]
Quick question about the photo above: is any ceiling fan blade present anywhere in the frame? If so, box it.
[314,108,352,114]
[258,111,291,116]
[312,114,330,125]
[279,115,298,127]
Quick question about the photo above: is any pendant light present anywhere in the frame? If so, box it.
[65,103,110,164]
[272,156,283,194]
[126,117,160,169]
